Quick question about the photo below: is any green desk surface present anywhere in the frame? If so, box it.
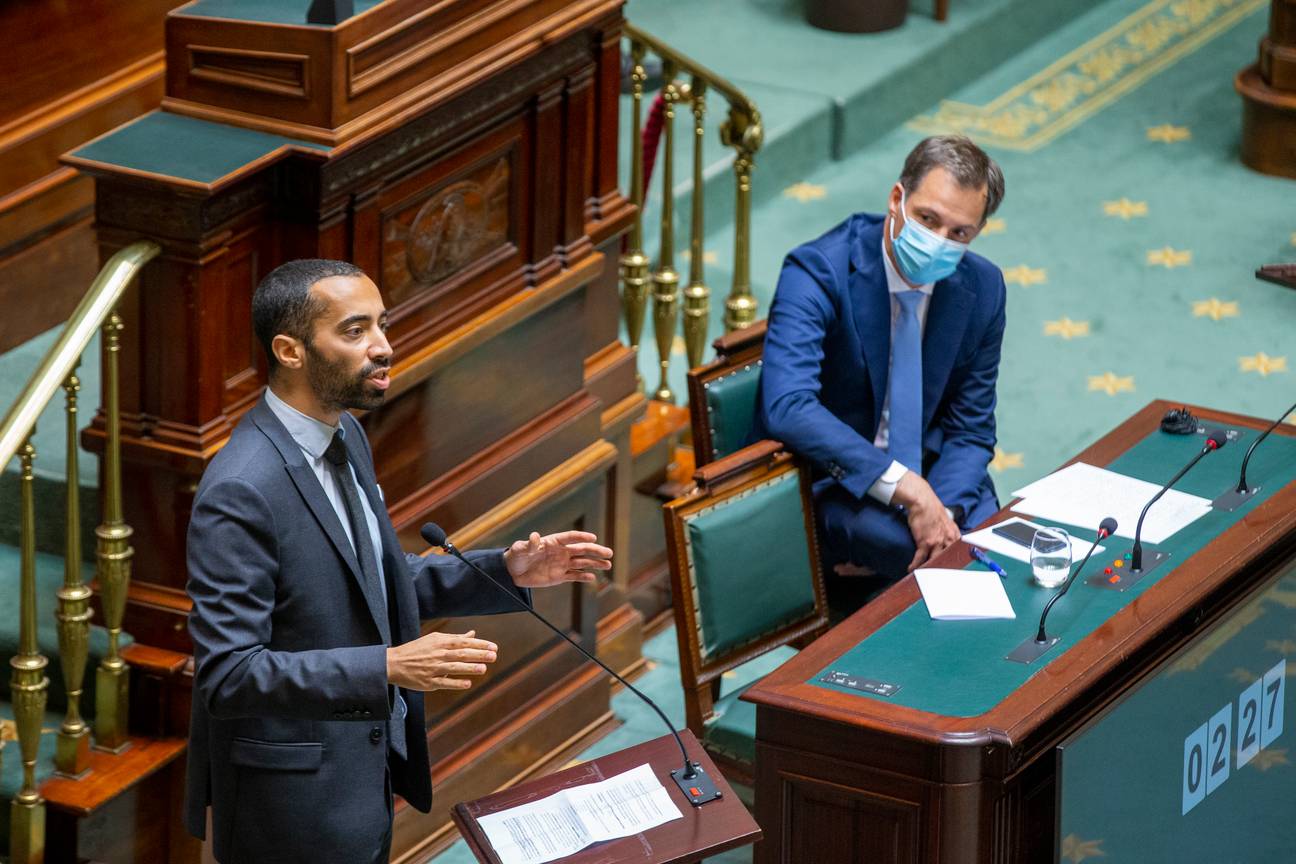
[180,0,385,25]
[69,112,329,188]
[810,428,1296,718]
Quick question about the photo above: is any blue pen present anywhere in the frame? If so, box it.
[969,547,1008,579]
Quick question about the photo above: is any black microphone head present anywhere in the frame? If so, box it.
[1098,516,1118,538]
[1206,429,1228,450]
[420,522,448,547]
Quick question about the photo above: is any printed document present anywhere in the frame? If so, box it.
[915,568,1016,620]
[1010,462,1210,544]
[476,763,683,864]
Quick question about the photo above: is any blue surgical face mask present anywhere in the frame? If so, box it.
[888,186,968,285]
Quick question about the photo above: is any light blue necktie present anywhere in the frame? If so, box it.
[888,291,924,474]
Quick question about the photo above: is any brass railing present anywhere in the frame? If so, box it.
[0,240,158,863]
[620,24,764,403]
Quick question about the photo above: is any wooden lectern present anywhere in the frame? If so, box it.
[453,730,760,864]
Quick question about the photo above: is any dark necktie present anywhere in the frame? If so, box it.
[323,430,406,759]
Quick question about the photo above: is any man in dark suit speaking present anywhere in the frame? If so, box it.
[754,135,1006,580]
[184,259,613,863]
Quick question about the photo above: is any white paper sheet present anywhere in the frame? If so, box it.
[1009,462,1211,544]
[914,568,1016,620]
[476,763,683,864]
[963,516,1105,565]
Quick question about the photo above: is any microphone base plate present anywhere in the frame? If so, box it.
[1087,549,1168,591]
[1005,635,1060,664]
[1212,484,1260,512]
[671,761,724,807]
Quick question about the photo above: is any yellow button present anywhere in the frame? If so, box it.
[1113,559,1125,568]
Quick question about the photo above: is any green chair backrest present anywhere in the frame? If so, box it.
[681,465,816,661]
[702,360,761,462]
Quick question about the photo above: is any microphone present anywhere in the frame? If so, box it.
[419,523,722,806]
[1035,517,1117,644]
[1213,399,1296,511]
[1129,429,1227,573]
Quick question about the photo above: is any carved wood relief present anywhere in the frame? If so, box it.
[382,156,510,306]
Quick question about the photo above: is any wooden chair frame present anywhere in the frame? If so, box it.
[686,320,768,468]
[662,440,830,784]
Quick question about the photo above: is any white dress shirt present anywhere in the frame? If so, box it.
[867,231,933,505]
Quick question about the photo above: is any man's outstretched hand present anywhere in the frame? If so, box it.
[503,531,613,588]
[387,630,497,692]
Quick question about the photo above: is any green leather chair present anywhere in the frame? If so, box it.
[662,440,829,786]
[686,320,767,467]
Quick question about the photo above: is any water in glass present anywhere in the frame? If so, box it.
[1031,527,1071,589]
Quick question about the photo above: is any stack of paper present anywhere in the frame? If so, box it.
[914,568,1016,620]
[1010,462,1211,544]
[476,763,683,864]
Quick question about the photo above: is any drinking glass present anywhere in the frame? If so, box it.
[1030,527,1072,589]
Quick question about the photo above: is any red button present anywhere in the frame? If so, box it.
[690,787,701,797]
[1105,567,1113,575]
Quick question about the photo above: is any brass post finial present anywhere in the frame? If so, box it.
[682,76,711,370]
[11,432,50,863]
[95,309,133,753]
[619,39,651,393]
[56,366,92,776]
[651,64,682,403]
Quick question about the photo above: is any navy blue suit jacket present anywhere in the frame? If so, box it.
[185,396,527,863]
[754,212,1006,520]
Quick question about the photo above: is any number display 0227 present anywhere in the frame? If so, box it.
[1182,658,1285,815]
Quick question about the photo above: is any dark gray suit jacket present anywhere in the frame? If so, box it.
[185,396,526,863]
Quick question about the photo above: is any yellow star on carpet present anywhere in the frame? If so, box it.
[990,447,1024,473]
[1002,265,1047,286]
[1088,372,1135,396]
[1146,247,1192,268]
[1044,318,1090,339]
[1290,231,1295,247]
[1192,298,1238,320]
[783,182,826,203]
[1229,667,1257,684]
[1247,748,1289,772]
[1060,834,1106,862]
[981,218,1006,235]
[1266,639,1296,654]
[1103,198,1148,219]
[1239,353,1287,377]
[1146,124,1190,143]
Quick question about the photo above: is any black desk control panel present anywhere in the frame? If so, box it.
[819,670,900,698]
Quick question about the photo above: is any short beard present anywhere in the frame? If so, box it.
[304,341,388,413]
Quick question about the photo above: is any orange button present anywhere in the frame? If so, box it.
[690,787,701,797]
[1109,574,1121,584]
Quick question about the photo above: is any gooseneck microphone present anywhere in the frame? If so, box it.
[1035,517,1118,644]
[1231,399,1296,495]
[419,523,722,805]
[1130,429,1227,572]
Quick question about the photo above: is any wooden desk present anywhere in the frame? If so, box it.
[744,401,1296,863]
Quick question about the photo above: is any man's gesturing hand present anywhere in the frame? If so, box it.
[386,630,497,692]
[503,531,614,588]
[894,472,961,573]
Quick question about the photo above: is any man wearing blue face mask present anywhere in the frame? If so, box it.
[754,135,1006,584]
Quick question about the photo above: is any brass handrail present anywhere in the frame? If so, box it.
[1,239,157,863]
[0,242,160,474]
[621,25,764,402]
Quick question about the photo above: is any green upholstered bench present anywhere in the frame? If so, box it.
[687,320,768,467]
[662,440,829,785]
